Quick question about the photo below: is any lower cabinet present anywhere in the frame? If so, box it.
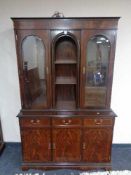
[20,115,114,170]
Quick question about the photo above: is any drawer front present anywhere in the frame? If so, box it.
[52,118,81,126]
[83,118,113,126]
[20,117,50,127]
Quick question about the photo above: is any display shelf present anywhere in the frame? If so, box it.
[55,77,77,84]
[54,59,77,64]
[56,100,76,110]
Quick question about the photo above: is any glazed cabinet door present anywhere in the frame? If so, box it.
[16,30,51,109]
[52,128,81,162]
[83,127,112,162]
[21,128,51,162]
[80,30,116,108]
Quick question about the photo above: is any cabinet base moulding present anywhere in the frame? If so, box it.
[21,162,112,171]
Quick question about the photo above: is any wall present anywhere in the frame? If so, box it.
[0,0,131,143]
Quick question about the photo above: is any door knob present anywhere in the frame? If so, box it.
[83,143,86,150]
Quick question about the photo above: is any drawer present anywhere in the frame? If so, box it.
[20,117,50,127]
[52,118,81,126]
[83,118,113,126]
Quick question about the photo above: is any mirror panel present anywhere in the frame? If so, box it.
[85,35,110,107]
[22,35,47,108]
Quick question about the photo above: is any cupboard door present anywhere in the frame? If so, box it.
[80,30,116,108]
[83,128,112,162]
[52,128,81,162]
[21,128,51,162]
[16,30,51,109]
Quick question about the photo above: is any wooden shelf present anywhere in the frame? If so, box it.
[55,77,77,84]
[56,100,76,109]
[54,60,77,64]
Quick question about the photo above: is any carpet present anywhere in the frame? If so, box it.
[80,171,131,175]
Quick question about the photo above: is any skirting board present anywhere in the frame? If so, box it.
[4,142,131,147]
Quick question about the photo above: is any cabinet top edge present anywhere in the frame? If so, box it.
[11,17,121,20]
[11,17,120,30]
[17,109,118,118]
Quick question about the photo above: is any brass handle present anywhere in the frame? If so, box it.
[62,119,71,125]
[94,119,103,125]
[46,67,49,75]
[96,112,100,115]
[30,119,40,124]
[83,143,86,150]
[48,143,51,150]
[83,66,86,75]
[25,79,30,83]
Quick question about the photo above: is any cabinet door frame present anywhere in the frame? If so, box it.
[80,29,117,108]
[15,30,52,109]
[52,127,82,162]
[82,126,113,162]
[21,127,51,162]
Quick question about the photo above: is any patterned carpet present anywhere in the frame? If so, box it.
[0,143,131,175]
[80,171,131,175]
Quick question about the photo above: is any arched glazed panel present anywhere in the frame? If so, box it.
[85,35,111,107]
[22,35,47,108]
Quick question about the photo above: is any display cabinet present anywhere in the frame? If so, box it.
[12,17,119,170]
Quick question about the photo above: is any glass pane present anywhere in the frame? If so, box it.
[85,35,110,107]
[22,36,47,108]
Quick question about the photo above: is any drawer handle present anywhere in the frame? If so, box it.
[62,119,71,125]
[96,112,100,115]
[30,119,40,124]
[94,119,103,125]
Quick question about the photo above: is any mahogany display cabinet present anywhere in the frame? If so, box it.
[12,17,119,170]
